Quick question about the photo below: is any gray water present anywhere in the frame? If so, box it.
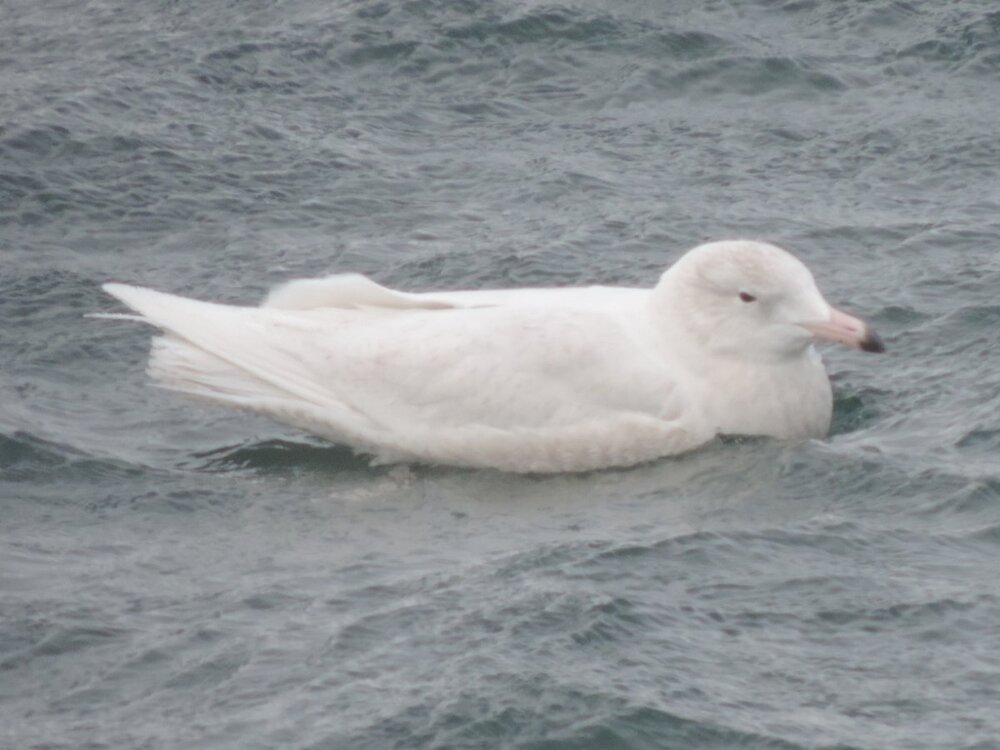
[3,1,1000,748]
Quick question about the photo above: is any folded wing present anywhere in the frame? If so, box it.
[105,281,702,471]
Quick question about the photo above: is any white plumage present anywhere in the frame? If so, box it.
[102,240,883,473]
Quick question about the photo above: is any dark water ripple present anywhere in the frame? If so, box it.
[4,0,1000,748]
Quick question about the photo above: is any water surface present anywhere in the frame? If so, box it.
[3,1,1000,748]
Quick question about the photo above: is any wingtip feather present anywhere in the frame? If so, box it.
[102,283,154,314]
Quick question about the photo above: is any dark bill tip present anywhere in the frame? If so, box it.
[859,329,886,354]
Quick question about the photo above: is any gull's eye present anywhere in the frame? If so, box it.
[739,291,757,303]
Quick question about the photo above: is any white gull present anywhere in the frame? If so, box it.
[102,240,884,473]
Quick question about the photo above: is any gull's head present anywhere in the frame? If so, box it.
[657,240,884,360]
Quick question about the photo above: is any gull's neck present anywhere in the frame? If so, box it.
[646,283,833,440]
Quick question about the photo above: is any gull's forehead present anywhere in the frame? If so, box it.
[690,240,814,291]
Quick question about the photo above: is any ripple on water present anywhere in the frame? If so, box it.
[187,438,373,475]
[0,431,143,486]
[4,0,1000,748]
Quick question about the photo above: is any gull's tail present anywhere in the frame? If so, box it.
[100,283,382,449]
